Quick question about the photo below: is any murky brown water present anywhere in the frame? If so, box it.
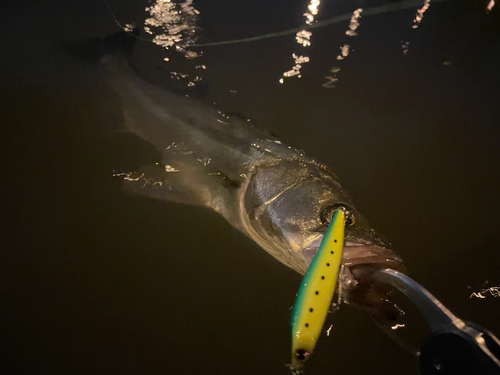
[1,0,499,374]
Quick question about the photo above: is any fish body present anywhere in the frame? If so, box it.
[75,32,404,312]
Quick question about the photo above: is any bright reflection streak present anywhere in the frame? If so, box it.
[281,54,310,81]
[411,0,431,29]
[304,0,320,25]
[322,9,361,88]
[296,30,312,46]
[280,0,321,83]
[470,286,500,298]
[144,0,201,57]
[144,0,203,87]
[326,324,333,336]
[391,324,405,330]
[322,66,340,88]
[402,40,410,55]
[345,8,362,36]
[487,0,495,12]
[336,44,350,60]
[402,0,431,55]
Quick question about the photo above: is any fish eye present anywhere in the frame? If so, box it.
[345,212,355,226]
[321,205,355,226]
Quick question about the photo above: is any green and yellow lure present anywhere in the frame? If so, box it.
[291,208,346,370]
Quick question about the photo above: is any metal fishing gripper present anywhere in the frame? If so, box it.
[372,269,500,375]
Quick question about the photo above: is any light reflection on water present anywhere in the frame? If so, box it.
[144,0,200,54]
[345,8,363,37]
[412,0,431,29]
[280,0,321,82]
[320,8,362,88]
[143,0,203,86]
[486,0,496,12]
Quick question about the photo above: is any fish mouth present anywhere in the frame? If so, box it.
[303,236,405,321]
[342,243,404,269]
[304,236,406,323]
[303,237,403,271]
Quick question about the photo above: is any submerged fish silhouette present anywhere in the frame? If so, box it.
[65,30,405,316]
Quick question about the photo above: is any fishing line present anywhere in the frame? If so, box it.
[103,0,153,43]
[188,0,451,48]
[103,0,450,49]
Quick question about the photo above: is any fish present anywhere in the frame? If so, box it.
[65,30,405,317]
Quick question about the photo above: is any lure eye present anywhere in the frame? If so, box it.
[321,205,355,226]
[295,349,309,361]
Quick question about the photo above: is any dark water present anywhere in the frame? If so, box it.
[1,0,500,374]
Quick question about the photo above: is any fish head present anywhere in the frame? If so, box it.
[304,204,406,321]
[303,204,405,276]
[243,161,404,318]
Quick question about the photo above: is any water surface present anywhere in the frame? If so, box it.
[1,0,499,374]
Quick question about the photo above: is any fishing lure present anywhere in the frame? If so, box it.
[291,208,346,370]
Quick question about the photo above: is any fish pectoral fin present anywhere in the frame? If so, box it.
[116,163,181,202]
[117,159,237,216]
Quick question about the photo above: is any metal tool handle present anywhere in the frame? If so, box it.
[372,269,500,375]
[418,324,500,375]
